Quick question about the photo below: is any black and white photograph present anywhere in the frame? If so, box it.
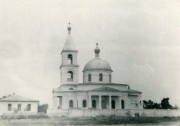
[0,0,180,125]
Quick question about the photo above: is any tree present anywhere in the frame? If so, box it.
[173,105,179,109]
[38,104,48,113]
[153,103,161,109]
[143,100,154,109]
[161,98,172,109]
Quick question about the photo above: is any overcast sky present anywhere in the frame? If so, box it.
[0,0,180,108]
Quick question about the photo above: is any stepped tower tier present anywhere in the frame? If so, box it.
[60,23,79,84]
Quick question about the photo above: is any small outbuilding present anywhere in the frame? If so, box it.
[0,94,39,115]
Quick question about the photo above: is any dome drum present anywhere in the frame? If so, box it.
[83,71,112,83]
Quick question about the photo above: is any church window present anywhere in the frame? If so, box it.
[92,100,96,108]
[67,54,73,64]
[82,100,87,108]
[88,74,91,81]
[121,100,125,109]
[69,100,73,108]
[109,74,111,82]
[67,71,73,82]
[99,73,103,81]
[8,104,12,111]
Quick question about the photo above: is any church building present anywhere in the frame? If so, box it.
[52,23,142,112]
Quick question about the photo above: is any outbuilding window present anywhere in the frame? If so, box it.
[18,104,21,111]
[8,104,12,111]
[27,104,31,111]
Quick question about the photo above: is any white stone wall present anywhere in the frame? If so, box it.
[49,109,180,117]
[0,102,38,115]
[83,70,112,83]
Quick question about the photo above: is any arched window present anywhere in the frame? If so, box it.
[112,100,115,109]
[121,100,125,109]
[92,100,96,108]
[88,74,91,81]
[99,73,103,81]
[109,74,111,82]
[82,100,87,108]
[69,100,73,108]
[67,54,73,64]
[67,71,73,82]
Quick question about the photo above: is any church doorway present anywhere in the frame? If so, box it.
[121,100,125,109]
[92,100,96,108]
[101,96,109,109]
[111,100,115,109]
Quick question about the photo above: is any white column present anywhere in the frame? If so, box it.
[109,95,111,109]
[99,95,101,109]
[53,96,58,110]
[59,96,62,109]
[88,95,92,108]
[118,96,121,109]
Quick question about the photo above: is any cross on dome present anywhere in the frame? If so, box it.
[94,43,100,57]
[67,22,71,34]
[96,43,99,48]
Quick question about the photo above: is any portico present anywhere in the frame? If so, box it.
[88,88,122,110]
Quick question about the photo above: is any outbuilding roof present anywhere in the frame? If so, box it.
[0,94,39,102]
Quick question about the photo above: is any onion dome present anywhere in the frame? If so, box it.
[83,43,112,72]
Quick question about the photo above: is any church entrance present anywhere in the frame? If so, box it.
[92,100,96,108]
[111,100,115,109]
[91,96,99,109]
[101,96,109,109]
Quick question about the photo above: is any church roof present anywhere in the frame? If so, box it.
[62,35,77,51]
[128,89,142,94]
[0,94,39,102]
[62,23,77,52]
[89,86,120,92]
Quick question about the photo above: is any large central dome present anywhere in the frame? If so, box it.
[83,58,112,71]
[83,43,112,72]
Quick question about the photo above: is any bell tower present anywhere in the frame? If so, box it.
[60,23,79,84]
